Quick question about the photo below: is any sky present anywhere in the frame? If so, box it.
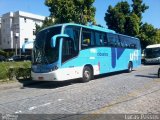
[0,0,160,28]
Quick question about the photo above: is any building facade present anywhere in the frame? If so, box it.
[0,11,45,52]
[0,17,1,46]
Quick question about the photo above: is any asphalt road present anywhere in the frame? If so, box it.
[0,65,160,120]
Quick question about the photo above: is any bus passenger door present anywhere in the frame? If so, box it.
[61,38,79,79]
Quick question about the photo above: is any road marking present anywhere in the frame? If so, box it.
[28,106,37,111]
[15,110,22,114]
[28,102,51,111]
[58,99,64,101]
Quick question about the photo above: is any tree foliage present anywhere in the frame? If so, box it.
[155,29,160,44]
[104,0,160,48]
[125,13,140,36]
[104,1,140,36]
[45,0,96,25]
[132,0,149,20]
[138,23,157,48]
[35,17,54,33]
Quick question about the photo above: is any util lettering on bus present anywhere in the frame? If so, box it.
[130,50,138,61]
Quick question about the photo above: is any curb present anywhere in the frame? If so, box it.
[0,80,38,91]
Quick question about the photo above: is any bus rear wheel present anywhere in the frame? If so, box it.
[127,62,133,73]
[82,66,93,82]
[158,68,160,78]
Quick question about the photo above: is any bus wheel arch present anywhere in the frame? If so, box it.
[128,61,133,73]
[81,65,94,82]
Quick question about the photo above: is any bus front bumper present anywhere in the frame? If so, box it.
[31,71,62,81]
[145,58,160,64]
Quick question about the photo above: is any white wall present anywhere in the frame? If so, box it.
[0,17,1,46]
[0,12,13,49]
[0,11,45,50]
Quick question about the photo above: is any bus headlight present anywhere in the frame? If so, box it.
[52,66,58,71]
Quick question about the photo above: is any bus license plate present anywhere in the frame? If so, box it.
[38,77,44,80]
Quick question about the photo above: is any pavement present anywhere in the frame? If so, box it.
[0,65,160,117]
[0,79,38,91]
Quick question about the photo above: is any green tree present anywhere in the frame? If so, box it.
[35,17,54,34]
[138,23,157,48]
[45,0,96,25]
[104,0,152,48]
[125,13,140,36]
[132,0,149,21]
[154,29,160,44]
[104,5,126,34]
[104,1,139,36]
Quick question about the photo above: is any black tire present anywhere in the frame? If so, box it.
[158,68,160,78]
[127,62,133,73]
[81,66,93,82]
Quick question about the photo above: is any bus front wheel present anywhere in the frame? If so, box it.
[158,68,160,78]
[82,66,93,82]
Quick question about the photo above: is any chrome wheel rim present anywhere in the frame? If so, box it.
[84,70,90,80]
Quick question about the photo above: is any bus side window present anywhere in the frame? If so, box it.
[119,35,129,48]
[107,33,120,47]
[81,28,93,49]
[100,32,107,46]
[95,32,101,46]
[62,38,76,63]
[107,33,113,47]
[73,28,80,51]
[95,32,107,46]
[103,34,108,46]
[64,26,80,53]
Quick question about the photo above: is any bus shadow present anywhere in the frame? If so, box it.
[20,79,81,89]
[143,63,160,65]
[94,70,134,79]
[135,74,158,79]
[20,70,133,89]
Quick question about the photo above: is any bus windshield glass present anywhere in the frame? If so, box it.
[33,26,61,65]
[145,47,160,58]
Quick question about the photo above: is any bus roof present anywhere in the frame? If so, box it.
[146,44,160,48]
[40,23,139,40]
[41,23,116,33]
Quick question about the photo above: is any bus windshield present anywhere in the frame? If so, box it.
[145,47,160,58]
[32,26,61,65]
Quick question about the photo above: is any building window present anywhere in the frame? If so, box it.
[33,29,36,35]
[24,38,28,43]
[24,18,27,23]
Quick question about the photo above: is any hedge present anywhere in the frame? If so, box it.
[0,62,31,81]
[0,50,6,57]
[8,67,31,80]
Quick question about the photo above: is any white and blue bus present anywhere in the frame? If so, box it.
[144,44,160,64]
[31,23,141,82]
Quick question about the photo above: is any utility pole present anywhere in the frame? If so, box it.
[15,33,19,55]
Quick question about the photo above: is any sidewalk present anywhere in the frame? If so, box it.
[0,79,38,91]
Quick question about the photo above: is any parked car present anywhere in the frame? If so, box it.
[0,55,6,62]
[158,68,160,78]
[25,55,32,61]
[7,55,25,61]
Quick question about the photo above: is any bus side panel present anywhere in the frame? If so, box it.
[60,48,100,79]
[60,48,141,80]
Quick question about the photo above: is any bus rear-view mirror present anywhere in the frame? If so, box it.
[51,34,69,48]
